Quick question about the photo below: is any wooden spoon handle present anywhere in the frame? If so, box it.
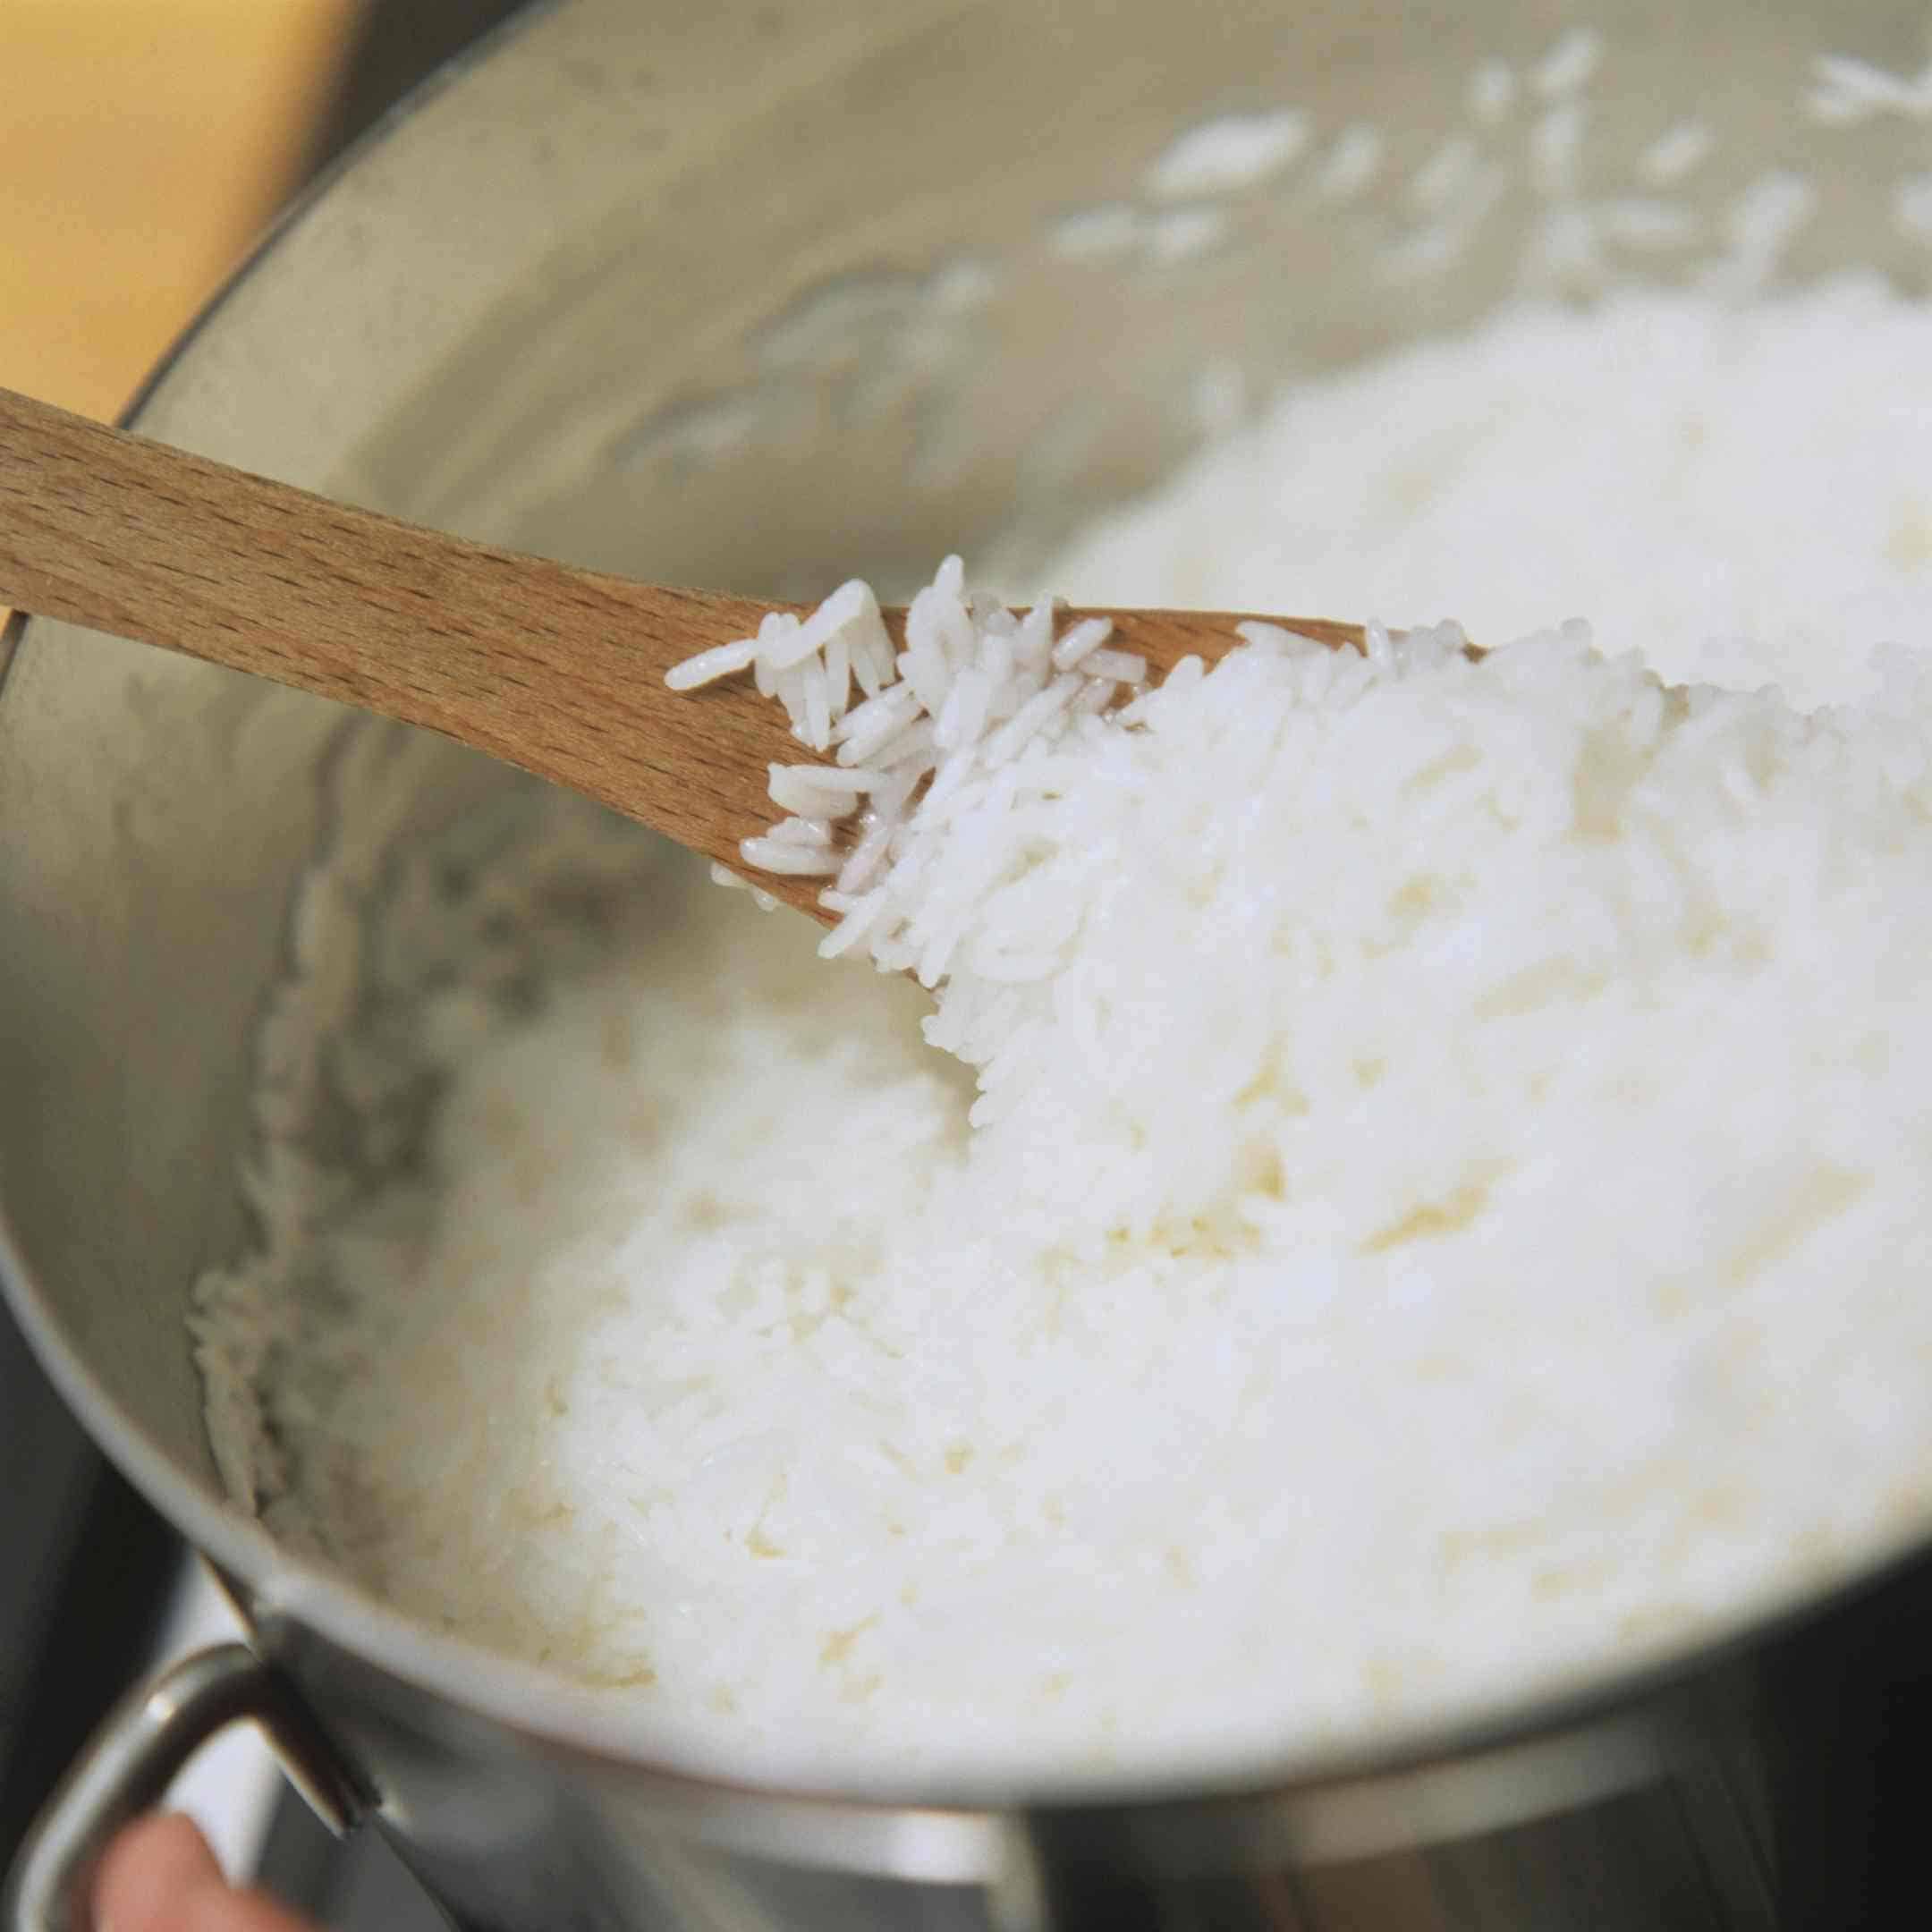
[0,384,1371,922]
[0,383,801,873]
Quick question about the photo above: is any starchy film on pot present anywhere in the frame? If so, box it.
[193,30,1932,1783]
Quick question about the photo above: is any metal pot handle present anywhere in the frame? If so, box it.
[3,1642,363,1932]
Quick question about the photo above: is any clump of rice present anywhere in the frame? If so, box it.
[690,558,1932,1296]
[199,282,1932,1786]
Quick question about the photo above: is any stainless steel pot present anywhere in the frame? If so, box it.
[6,2,1932,1925]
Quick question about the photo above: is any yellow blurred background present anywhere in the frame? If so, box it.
[1,0,358,420]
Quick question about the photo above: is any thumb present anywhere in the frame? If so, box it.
[93,1813,317,1932]
[95,1815,224,1932]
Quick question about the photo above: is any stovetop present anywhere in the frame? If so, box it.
[0,1305,177,1858]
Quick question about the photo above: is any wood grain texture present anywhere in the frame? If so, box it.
[0,385,1368,922]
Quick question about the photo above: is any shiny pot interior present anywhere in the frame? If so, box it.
[4,0,1932,1921]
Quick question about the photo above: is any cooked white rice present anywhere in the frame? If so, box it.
[197,277,1932,1784]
